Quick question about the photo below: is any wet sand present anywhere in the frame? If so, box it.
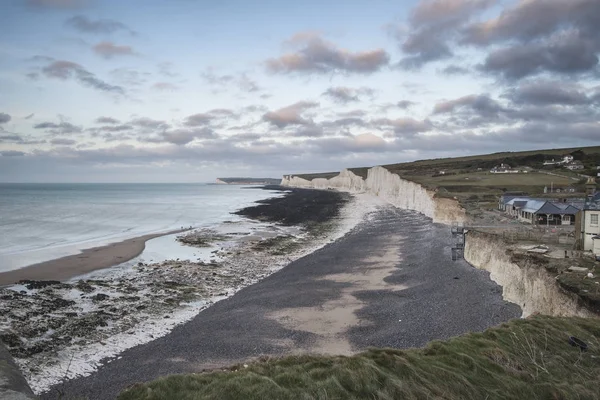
[0,229,188,286]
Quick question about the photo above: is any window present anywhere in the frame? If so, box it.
[592,214,599,226]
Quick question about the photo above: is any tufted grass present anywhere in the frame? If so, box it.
[119,315,600,400]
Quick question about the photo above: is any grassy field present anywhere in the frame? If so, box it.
[119,315,600,400]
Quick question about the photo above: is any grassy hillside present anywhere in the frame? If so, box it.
[119,315,600,400]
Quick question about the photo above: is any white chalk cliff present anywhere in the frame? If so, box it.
[281,166,466,225]
[464,231,596,318]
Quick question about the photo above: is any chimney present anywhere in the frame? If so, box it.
[585,177,597,198]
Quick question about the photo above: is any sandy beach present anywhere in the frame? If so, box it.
[0,229,189,287]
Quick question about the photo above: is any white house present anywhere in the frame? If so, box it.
[578,178,600,255]
[565,161,584,170]
[490,163,519,173]
[543,155,575,166]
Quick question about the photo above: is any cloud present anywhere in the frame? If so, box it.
[397,100,416,109]
[27,0,84,8]
[65,15,134,35]
[322,86,375,104]
[0,113,10,124]
[159,127,216,145]
[506,80,592,105]
[266,33,389,75]
[263,101,319,128]
[152,82,179,91]
[34,121,82,134]
[440,65,470,75]
[130,118,169,130]
[93,41,136,59]
[0,150,25,157]
[51,138,77,145]
[462,0,599,46]
[374,117,433,136]
[42,60,125,94]
[95,116,120,124]
[479,30,599,80]
[396,0,496,68]
[96,124,133,132]
[433,94,505,117]
[463,0,600,79]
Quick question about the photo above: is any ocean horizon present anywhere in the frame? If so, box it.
[0,183,281,272]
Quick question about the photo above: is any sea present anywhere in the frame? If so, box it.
[0,183,283,273]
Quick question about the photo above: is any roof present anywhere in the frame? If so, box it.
[522,200,548,214]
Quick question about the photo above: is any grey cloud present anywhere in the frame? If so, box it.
[26,72,40,80]
[374,117,433,136]
[65,15,134,35]
[184,113,212,127]
[95,116,120,124]
[51,138,76,145]
[93,41,136,59]
[263,101,319,128]
[0,113,10,124]
[396,0,495,68]
[337,110,367,118]
[130,118,169,130]
[322,87,375,104]
[183,109,237,127]
[507,80,592,105]
[290,125,324,138]
[160,127,216,145]
[440,65,470,75]
[0,151,25,157]
[397,100,416,109]
[433,94,505,117]
[42,60,124,94]
[463,0,600,46]
[34,121,82,134]
[266,33,389,75]
[479,31,599,80]
[24,113,35,120]
[98,124,133,132]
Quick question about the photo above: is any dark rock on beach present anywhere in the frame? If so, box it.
[234,186,350,226]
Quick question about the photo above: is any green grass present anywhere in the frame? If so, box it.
[119,315,600,400]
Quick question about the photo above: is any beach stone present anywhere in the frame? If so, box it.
[17,280,60,290]
[0,333,21,348]
[75,280,94,293]
[92,293,110,302]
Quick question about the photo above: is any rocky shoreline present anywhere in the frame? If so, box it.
[0,186,359,394]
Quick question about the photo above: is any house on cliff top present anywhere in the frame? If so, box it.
[500,197,581,225]
[576,178,600,255]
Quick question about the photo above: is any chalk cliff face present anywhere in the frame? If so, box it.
[281,167,466,224]
[464,231,595,318]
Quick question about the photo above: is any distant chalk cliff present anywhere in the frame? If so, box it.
[281,166,466,225]
[216,177,280,185]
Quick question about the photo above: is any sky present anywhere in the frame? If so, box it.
[0,0,599,182]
